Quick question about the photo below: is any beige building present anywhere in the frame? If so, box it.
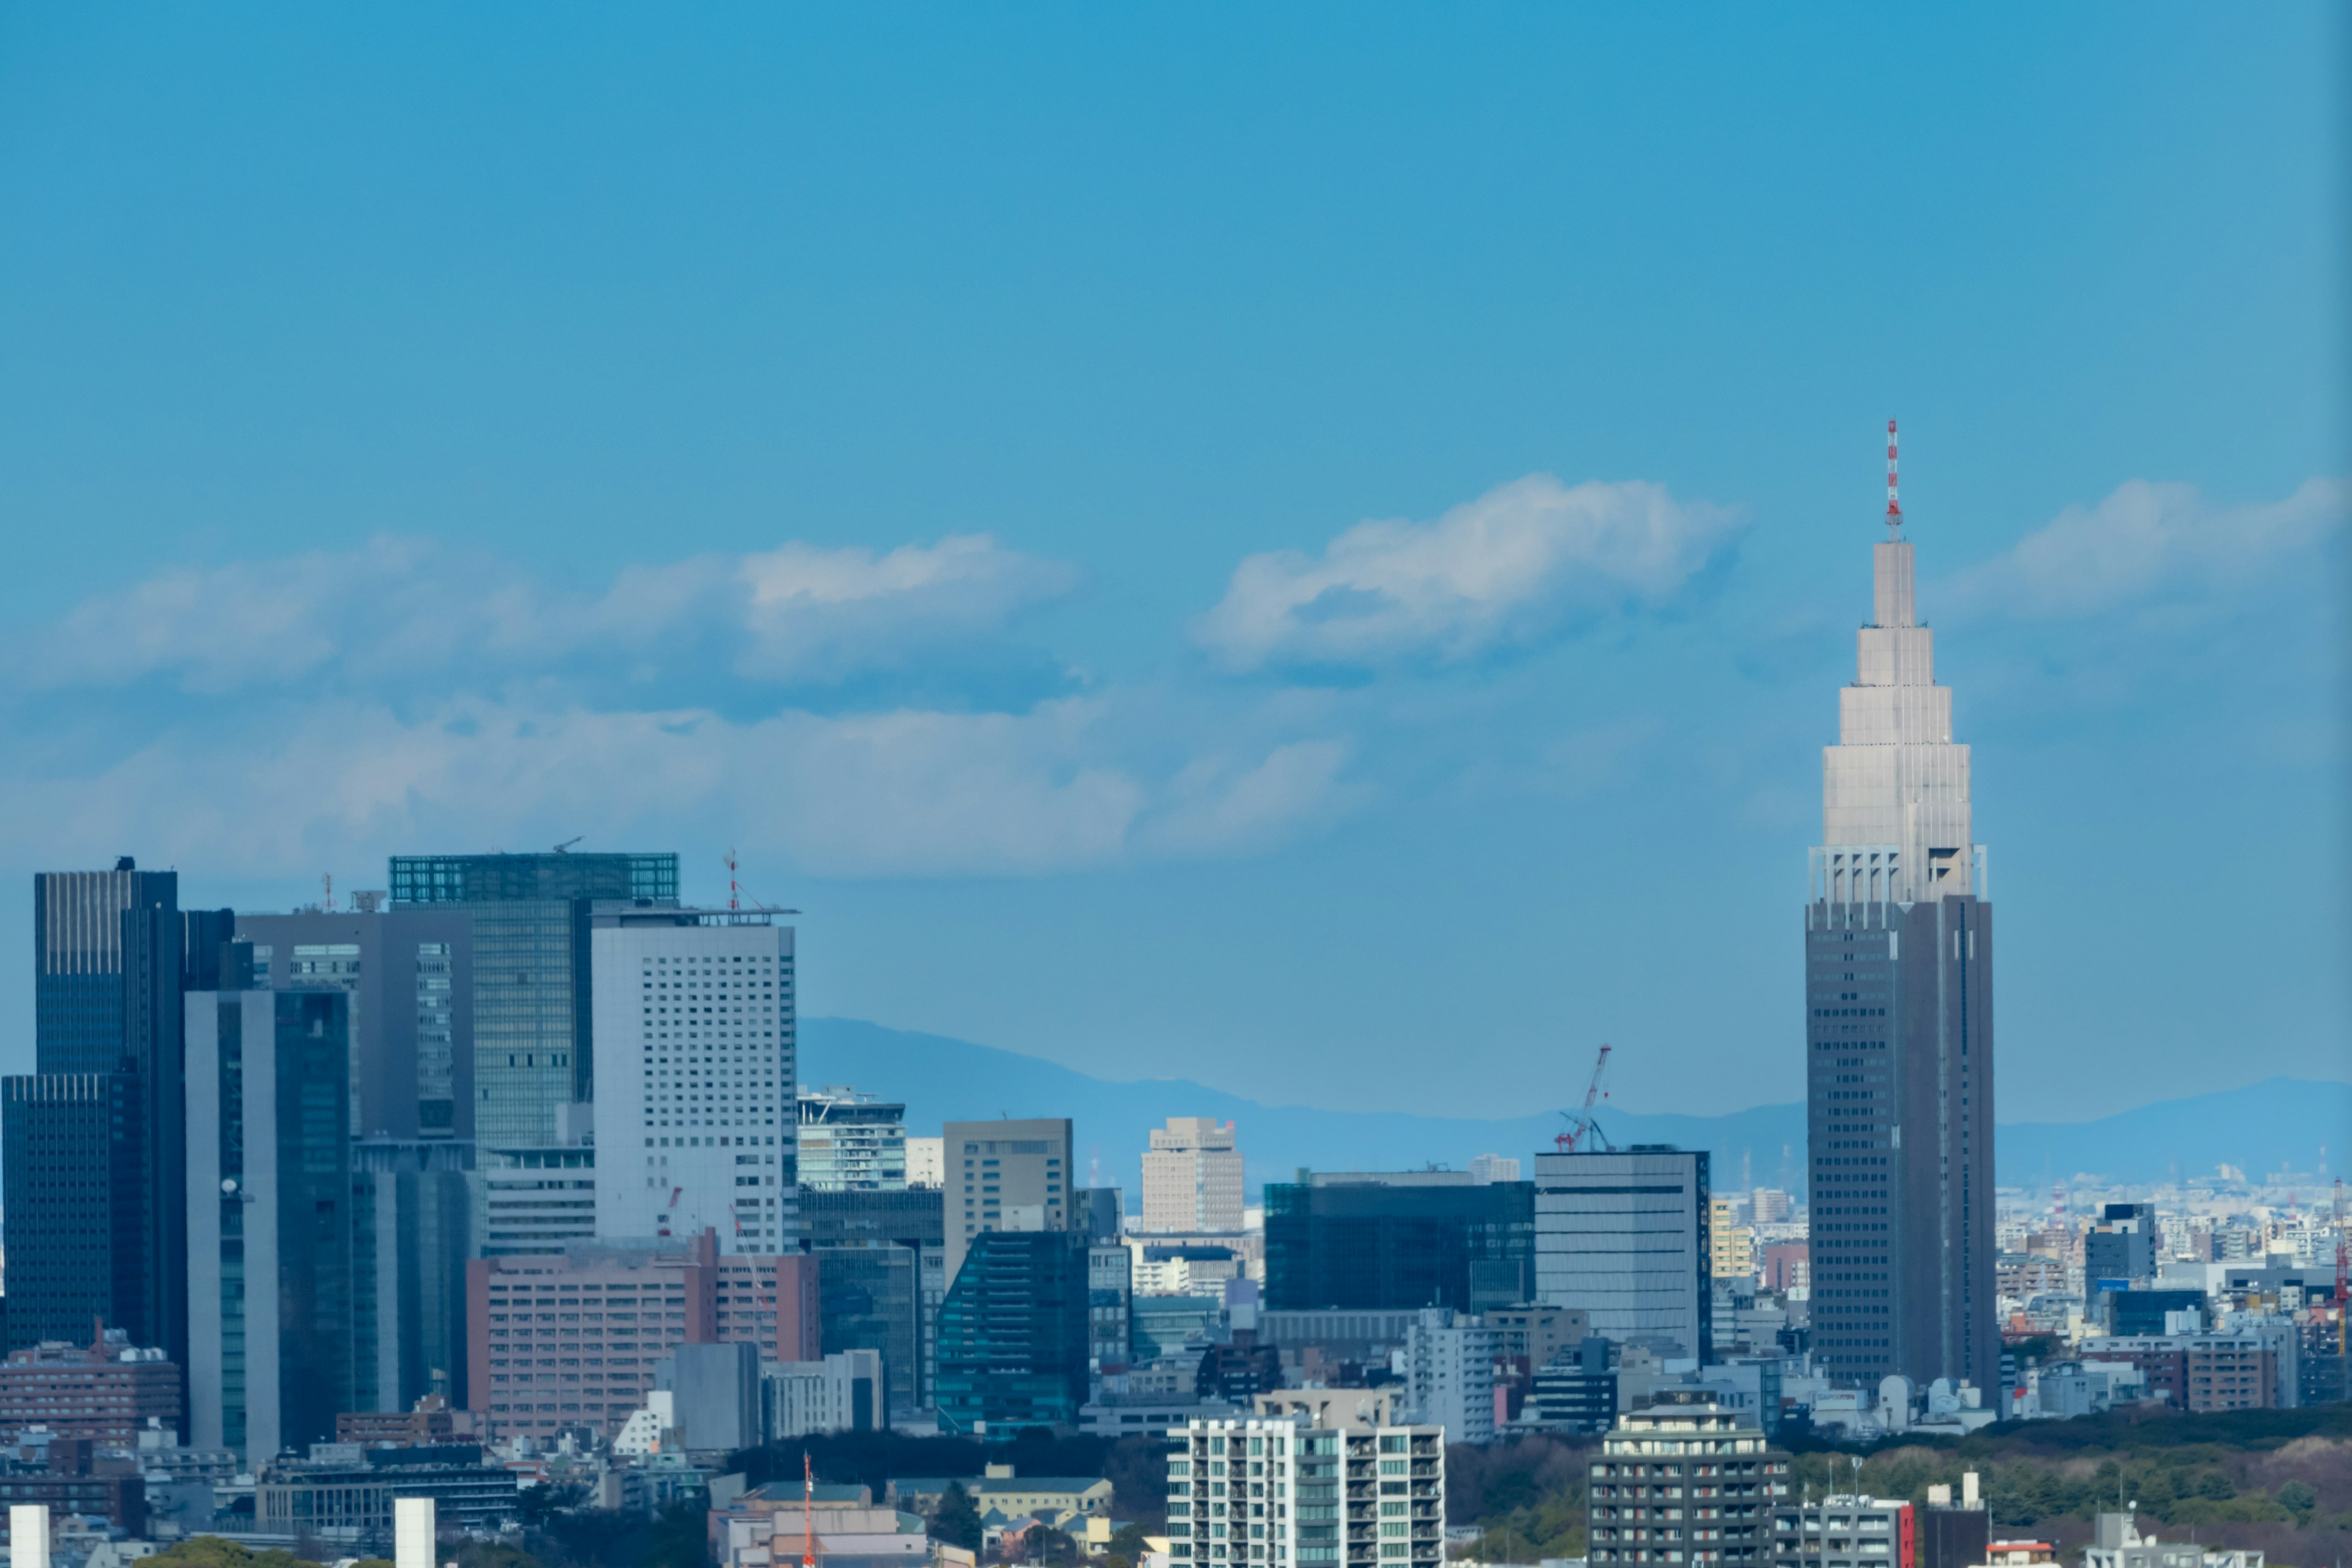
[1142,1118,1245,1234]
[943,1118,1074,1286]
[1709,1197,1758,1284]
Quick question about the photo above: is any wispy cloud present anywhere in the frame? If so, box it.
[1195,475,1743,673]
[1942,476,2347,620]
[1,694,1353,880]
[24,533,1082,693]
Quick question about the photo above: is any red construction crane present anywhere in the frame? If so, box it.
[803,1452,818,1568]
[1556,1045,1615,1153]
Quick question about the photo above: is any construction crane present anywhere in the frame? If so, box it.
[552,836,583,854]
[1556,1044,1615,1153]
[802,1453,818,1568]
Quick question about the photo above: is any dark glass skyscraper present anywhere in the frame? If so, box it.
[933,1228,1090,1433]
[389,851,677,1147]
[1263,1171,1535,1313]
[1804,437,1996,1393]
[6,864,198,1373]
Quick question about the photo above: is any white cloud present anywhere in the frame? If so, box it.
[0,693,1350,880]
[24,532,1080,693]
[1942,476,2347,619]
[1196,475,1743,671]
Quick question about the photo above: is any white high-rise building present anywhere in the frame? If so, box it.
[1166,1414,1446,1568]
[590,905,797,1253]
[1398,1308,1499,1444]
[1144,1117,1245,1234]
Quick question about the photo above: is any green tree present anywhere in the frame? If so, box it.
[149,1539,324,1568]
[1108,1523,1150,1562]
[932,1481,985,1551]
[2196,1471,2236,1502]
[2277,1480,2318,1520]
[456,1544,545,1568]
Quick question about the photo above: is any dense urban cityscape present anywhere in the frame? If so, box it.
[0,473,2337,1568]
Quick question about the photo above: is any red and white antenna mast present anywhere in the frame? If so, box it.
[725,849,741,913]
[1885,418,1902,534]
[803,1452,818,1568]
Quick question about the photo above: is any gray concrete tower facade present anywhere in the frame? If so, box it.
[1804,437,1996,1395]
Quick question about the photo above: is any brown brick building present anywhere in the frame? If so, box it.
[0,1332,181,1447]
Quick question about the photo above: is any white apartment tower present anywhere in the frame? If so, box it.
[1167,1415,1446,1568]
[1144,1117,1245,1234]
[590,905,797,1253]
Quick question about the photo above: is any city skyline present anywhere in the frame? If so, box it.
[0,7,2342,1126]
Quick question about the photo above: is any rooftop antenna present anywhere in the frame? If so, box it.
[320,872,333,912]
[726,849,741,912]
[1885,419,1902,535]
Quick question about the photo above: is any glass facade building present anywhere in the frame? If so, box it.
[1264,1173,1535,1314]
[801,1188,944,1418]
[389,852,678,1148]
[934,1229,1091,1433]
[6,865,200,1377]
[186,990,355,1463]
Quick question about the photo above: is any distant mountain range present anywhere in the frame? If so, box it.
[801,1016,2352,1197]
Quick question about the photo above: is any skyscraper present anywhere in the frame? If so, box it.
[943,1118,1073,1287]
[1804,424,1995,1393]
[6,863,198,1373]
[1532,1147,1711,1362]
[589,903,798,1251]
[1141,1117,1245,1234]
[388,851,678,1148]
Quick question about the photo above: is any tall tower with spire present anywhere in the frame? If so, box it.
[1804,420,1996,1395]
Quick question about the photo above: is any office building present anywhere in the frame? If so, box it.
[1468,1156,1521,1185]
[7,865,197,1370]
[2077,1333,2280,1413]
[590,904,798,1252]
[1264,1172,1533,1314]
[1768,1493,1914,1568]
[466,1232,815,1442]
[237,907,474,1142]
[934,1229,1091,1433]
[186,989,356,1463]
[1532,1148,1711,1362]
[1144,1119,1245,1235]
[797,1087,907,1191]
[1528,1337,1617,1434]
[388,851,679,1148]
[1483,1305,1587,1370]
[1166,1414,1446,1568]
[1709,1197,1758,1286]
[2087,1205,2159,1286]
[0,1330,181,1446]
[1588,1388,1790,1568]
[255,1444,520,1544]
[905,1137,944,1188]
[943,1118,1074,1286]
[799,1188,946,1419]
[764,1348,884,1438]
[475,1133,598,1257]
[350,1140,473,1413]
[1,1076,145,1350]
[1803,446,1996,1393]
[1916,1476,1990,1568]
[1398,1308,1498,1444]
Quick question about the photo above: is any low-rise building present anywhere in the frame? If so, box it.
[1589,1390,1790,1568]
[2078,1333,2277,1413]
[766,1349,884,1438]
[2082,1511,2264,1568]
[715,1502,930,1568]
[889,1465,1112,1532]
[1770,1494,1911,1568]
[255,1441,520,1546]
[0,1333,181,1448]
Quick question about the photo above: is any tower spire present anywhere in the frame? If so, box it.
[1885,418,1902,534]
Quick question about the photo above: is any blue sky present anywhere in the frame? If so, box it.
[0,6,2342,1120]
